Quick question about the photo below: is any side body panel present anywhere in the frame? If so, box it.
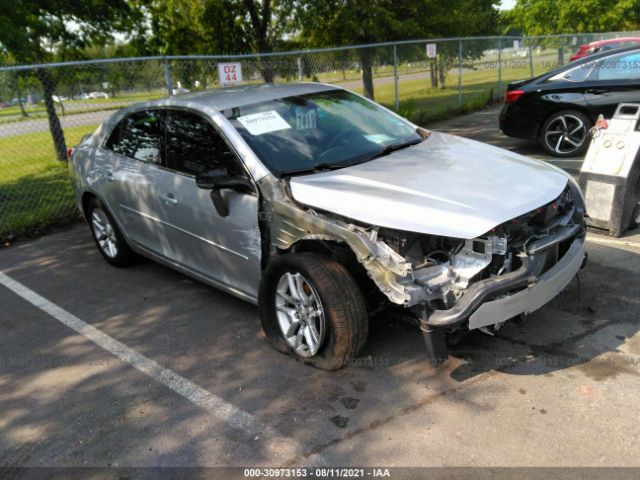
[157,172,262,300]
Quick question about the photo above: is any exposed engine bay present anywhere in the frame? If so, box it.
[369,182,585,322]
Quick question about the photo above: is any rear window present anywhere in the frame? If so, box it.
[547,62,595,83]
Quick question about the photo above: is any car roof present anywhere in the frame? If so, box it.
[531,44,640,84]
[588,37,640,47]
[135,82,340,112]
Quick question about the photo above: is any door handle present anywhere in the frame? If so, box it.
[586,88,607,95]
[162,193,178,206]
[105,171,114,182]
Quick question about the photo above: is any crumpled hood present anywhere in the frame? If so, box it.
[289,131,569,239]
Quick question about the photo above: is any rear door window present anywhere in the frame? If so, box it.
[164,110,243,177]
[105,110,163,165]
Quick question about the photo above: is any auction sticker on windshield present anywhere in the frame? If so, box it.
[237,111,292,135]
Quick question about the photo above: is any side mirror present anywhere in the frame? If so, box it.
[195,167,253,217]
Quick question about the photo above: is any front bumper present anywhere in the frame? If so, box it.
[427,233,586,330]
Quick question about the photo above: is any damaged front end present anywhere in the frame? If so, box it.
[259,176,586,363]
[383,180,587,362]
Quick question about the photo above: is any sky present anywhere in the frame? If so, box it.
[500,0,516,9]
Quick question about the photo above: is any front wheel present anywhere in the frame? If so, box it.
[540,110,592,158]
[259,253,368,370]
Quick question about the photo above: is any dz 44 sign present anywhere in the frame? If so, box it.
[218,62,243,86]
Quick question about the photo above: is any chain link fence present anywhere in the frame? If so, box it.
[1,31,638,241]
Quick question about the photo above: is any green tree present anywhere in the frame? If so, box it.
[510,0,640,34]
[509,0,640,64]
[422,0,499,89]
[286,0,498,100]
[141,0,292,81]
[0,0,139,160]
[287,0,417,99]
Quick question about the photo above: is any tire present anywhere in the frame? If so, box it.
[259,253,368,370]
[540,109,592,158]
[86,197,137,267]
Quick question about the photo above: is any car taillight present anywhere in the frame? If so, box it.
[67,148,74,159]
[504,90,525,104]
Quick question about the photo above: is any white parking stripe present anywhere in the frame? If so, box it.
[0,270,261,436]
[587,234,640,248]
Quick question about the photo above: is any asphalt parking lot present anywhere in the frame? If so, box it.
[2,105,640,475]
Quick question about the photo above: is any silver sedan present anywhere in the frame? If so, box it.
[69,83,587,369]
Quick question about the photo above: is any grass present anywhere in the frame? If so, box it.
[0,124,98,240]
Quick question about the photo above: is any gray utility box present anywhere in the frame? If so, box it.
[579,103,640,237]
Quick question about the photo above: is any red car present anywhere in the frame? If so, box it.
[570,37,640,61]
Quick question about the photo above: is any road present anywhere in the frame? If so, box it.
[0,109,114,138]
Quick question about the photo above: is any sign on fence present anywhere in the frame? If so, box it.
[426,43,437,59]
[218,62,243,86]
[513,40,519,50]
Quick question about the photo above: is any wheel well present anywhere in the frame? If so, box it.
[81,192,97,220]
[287,239,341,258]
[284,239,384,313]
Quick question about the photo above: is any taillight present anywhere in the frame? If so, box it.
[67,148,74,159]
[504,90,525,104]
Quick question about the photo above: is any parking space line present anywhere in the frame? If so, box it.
[0,270,262,437]
[587,234,640,248]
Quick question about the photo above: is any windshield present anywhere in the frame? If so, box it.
[222,89,423,176]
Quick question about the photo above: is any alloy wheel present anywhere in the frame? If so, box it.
[544,114,587,155]
[91,208,119,258]
[274,272,326,357]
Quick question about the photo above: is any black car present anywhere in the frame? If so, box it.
[499,46,640,157]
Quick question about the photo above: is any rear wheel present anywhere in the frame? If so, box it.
[259,253,368,370]
[87,198,136,267]
[540,110,592,157]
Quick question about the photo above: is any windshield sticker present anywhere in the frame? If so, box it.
[364,134,394,144]
[295,109,317,130]
[237,110,291,135]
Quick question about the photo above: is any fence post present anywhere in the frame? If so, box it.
[393,43,399,112]
[457,40,463,110]
[163,60,174,96]
[297,56,304,82]
[528,42,534,78]
[497,37,502,101]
